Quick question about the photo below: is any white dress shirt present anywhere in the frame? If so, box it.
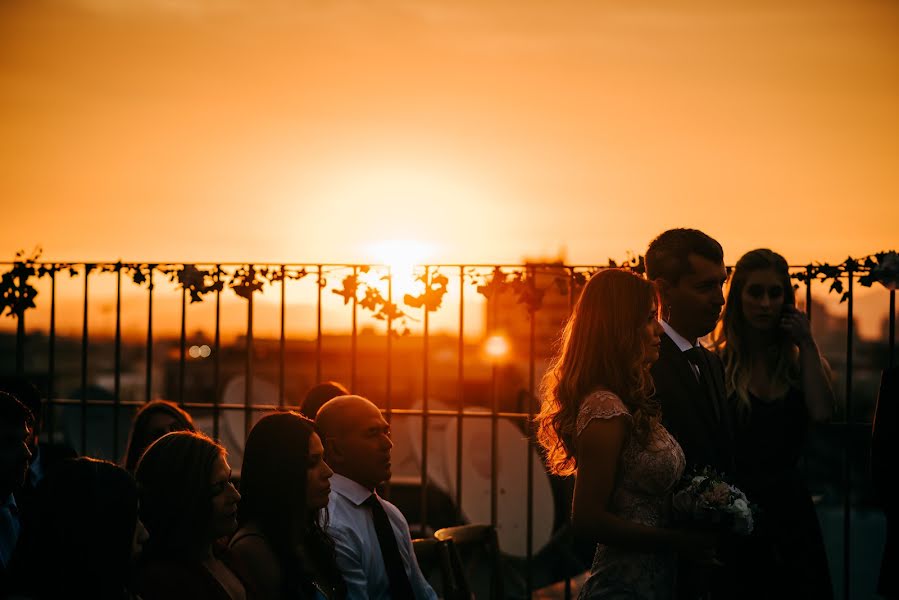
[325,473,437,600]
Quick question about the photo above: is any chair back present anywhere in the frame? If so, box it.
[434,524,503,599]
[413,537,471,600]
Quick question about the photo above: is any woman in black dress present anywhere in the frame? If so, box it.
[712,248,834,599]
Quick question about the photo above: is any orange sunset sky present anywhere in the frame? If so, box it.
[1,0,897,268]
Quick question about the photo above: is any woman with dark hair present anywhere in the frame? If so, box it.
[123,400,196,473]
[135,431,247,600]
[711,248,833,599]
[300,381,349,421]
[229,411,344,600]
[536,268,715,599]
[10,457,148,599]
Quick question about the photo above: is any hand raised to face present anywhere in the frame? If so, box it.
[779,304,813,345]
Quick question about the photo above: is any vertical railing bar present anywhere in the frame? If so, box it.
[113,263,122,459]
[805,265,813,322]
[385,266,393,502]
[316,265,323,385]
[80,265,90,456]
[800,268,813,480]
[456,266,465,520]
[244,266,255,441]
[145,266,154,403]
[213,267,222,441]
[386,266,394,422]
[421,266,430,533]
[47,267,57,440]
[526,265,536,596]
[490,268,499,529]
[351,266,358,392]
[889,289,895,369]
[843,266,853,600]
[178,285,187,407]
[565,266,576,600]
[279,265,286,409]
[14,259,24,376]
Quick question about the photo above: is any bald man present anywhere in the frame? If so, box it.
[316,395,436,600]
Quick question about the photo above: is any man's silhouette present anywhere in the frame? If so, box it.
[646,228,736,600]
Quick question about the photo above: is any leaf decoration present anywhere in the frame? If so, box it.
[858,251,899,291]
[472,266,581,315]
[332,274,358,305]
[264,266,309,284]
[230,266,265,301]
[172,265,218,303]
[474,267,507,300]
[404,270,449,313]
[122,264,156,289]
[0,249,40,318]
[607,252,645,274]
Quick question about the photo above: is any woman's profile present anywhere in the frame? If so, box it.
[135,431,247,600]
[229,411,344,599]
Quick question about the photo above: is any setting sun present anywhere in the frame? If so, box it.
[365,239,436,299]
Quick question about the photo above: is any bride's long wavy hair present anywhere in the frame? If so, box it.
[536,269,660,476]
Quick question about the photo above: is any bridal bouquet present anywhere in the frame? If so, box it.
[672,467,754,535]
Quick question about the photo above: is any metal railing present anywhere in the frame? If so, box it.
[1,258,895,599]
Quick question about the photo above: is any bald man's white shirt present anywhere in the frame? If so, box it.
[324,473,437,600]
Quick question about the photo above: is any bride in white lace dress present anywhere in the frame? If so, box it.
[536,269,716,599]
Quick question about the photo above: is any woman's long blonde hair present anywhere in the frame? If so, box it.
[536,269,660,476]
[711,249,799,420]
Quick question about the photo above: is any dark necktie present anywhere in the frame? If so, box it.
[683,346,721,422]
[364,494,415,600]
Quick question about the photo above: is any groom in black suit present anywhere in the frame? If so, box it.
[646,228,734,475]
[646,228,736,599]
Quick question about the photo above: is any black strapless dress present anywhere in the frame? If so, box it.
[733,386,833,600]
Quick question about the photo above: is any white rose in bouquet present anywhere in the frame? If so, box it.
[672,467,756,535]
[730,498,753,535]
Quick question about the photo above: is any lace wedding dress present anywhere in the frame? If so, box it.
[576,390,685,600]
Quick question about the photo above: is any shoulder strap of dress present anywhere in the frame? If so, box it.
[576,390,631,437]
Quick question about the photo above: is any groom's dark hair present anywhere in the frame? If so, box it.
[645,228,723,284]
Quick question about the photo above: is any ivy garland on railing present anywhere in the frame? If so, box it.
[331,267,409,334]
[464,254,643,315]
[328,267,450,336]
[791,251,899,302]
[5,250,892,331]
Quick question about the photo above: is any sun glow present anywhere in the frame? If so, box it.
[365,239,436,299]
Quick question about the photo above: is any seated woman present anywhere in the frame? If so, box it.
[711,248,834,599]
[9,457,148,599]
[135,431,247,600]
[123,400,196,473]
[535,269,715,599]
[229,411,345,600]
